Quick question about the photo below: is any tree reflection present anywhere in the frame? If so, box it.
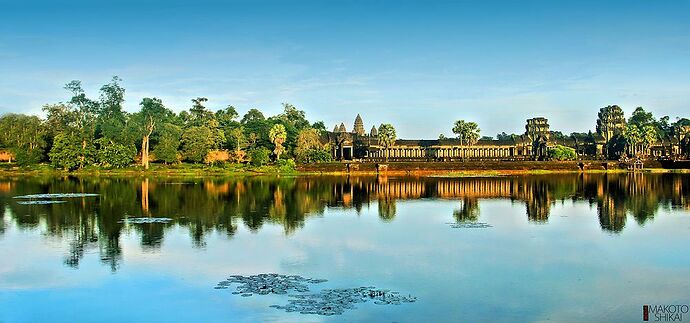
[0,173,689,270]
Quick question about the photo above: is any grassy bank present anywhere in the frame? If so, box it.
[1,161,687,178]
[0,162,299,177]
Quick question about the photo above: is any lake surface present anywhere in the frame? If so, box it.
[1,174,689,322]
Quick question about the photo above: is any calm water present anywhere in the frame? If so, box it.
[1,174,689,322]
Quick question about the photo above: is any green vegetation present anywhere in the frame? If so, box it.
[0,77,333,173]
[377,124,397,161]
[452,120,481,145]
[548,145,577,161]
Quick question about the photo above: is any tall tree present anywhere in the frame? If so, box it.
[133,97,174,169]
[452,120,480,145]
[63,80,99,168]
[97,76,128,143]
[377,124,396,162]
[269,124,287,160]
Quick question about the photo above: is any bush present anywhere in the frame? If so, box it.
[248,147,270,166]
[548,145,577,161]
[277,158,296,172]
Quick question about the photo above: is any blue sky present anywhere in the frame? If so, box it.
[1,0,689,138]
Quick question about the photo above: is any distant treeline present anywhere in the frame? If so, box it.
[0,76,333,169]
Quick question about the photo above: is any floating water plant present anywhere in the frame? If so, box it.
[215,274,416,316]
[16,200,67,205]
[214,274,327,296]
[272,287,417,316]
[119,217,173,224]
[447,222,493,228]
[13,193,99,199]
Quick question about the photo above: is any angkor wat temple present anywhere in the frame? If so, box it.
[326,109,690,161]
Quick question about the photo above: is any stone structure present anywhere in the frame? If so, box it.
[325,112,690,162]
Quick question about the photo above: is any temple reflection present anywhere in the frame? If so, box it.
[1,173,689,270]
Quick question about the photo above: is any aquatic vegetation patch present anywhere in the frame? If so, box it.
[447,222,493,228]
[13,193,99,199]
[214,274,327,295]
[119,217,173,224]
[272,287,417,315]
[215,274,416,316]
[16,200,67,205]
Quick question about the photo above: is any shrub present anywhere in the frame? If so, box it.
[277,158,296,172]
[248,147,270,166]
[548,145,577,161]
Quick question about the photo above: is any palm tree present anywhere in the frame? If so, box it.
[452,120,480,160]
[269,124,287,160]
[624,124,641,157]
[377,124,396,162]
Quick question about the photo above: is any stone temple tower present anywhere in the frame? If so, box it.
[370,125,378,137]
[353,114,365,136]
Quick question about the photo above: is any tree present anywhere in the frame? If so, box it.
[153,123,182,164]
[95,138,136,168]
[181,126,215,163]
[227,127,247,162]
[64,80,99,168]
[188,97,214,127]
[624,123,642,156]
[377,124,396,162]
[548,145,577,161]
[0,114,47,165]
[626,107,660,157]
[49,133,84,170]
[269,124,287,160]
[97,76,128,144]
[452,120,481,145]
[134,97,174,169]
[295,128,330,163]
[248,147,270,166]
[438,134,447,140]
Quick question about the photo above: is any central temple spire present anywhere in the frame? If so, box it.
[353,114,365,136]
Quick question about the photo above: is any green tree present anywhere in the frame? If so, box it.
[248,147,270,166]
[153,123,182,164]
[0,114,47,165]
[181,126,215,163]
[95,138,136,168]
[227,127,247,162]
[49,133,86,170]
[452,120,481,146]
[377,123,396,162]
[269,124,287,160]
[64,80,99,168]
[133,97,175,169]
[548,145,577,161]
[624,123,642,156]
[97,76,128,144]
[187,97,214,127]
[295,128,330,163]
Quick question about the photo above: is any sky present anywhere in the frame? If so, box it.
[1,0,689,138]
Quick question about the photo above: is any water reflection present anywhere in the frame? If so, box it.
[1,174,689,271]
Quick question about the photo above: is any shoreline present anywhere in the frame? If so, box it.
[0,162,688,178]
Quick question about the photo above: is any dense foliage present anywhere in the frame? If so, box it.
[548,145,577,161]
[0,77,333,170]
